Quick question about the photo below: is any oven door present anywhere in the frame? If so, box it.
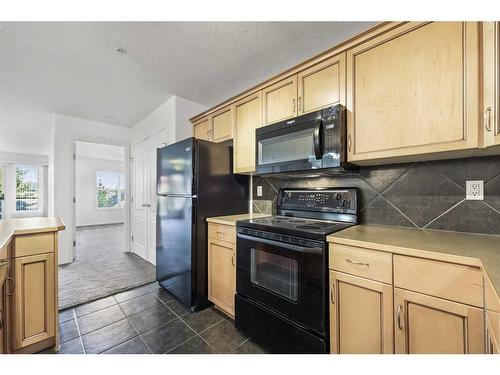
[256,120,323,175]
[236,232,326,335]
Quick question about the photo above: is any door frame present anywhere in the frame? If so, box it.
[72,139,131,261]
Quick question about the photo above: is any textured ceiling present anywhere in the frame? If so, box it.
[0,22,376,127]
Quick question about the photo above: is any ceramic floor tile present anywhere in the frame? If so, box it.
[75,296,117,317]
[128,304,178,334]
[58,337,85,354]
[181,307,226,334]
[59,318,80,343]
[81,319,137,354]
[103,336,151,354]
[119,293,163,317]
[200,319,247,353]
[165,298,192,317]
[58,308,75,324]
[231,339,267,354]
[114,284,152,303]
[167,336,216,354]
[77,304,126,335]
[141,318,196,354]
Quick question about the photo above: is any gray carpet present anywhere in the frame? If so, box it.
[58,224,156,309]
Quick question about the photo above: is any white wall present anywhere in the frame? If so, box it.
[51,114,131,265]
[131,95,207,145]
[75,156,125,227]
[0,111,53,155]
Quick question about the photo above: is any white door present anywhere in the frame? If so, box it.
[147,130,168,265]
[131,141,149,261]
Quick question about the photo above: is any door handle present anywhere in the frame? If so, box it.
[397,304,403,330]
[298,96,302,112]
[348,134,352,152]
[292,98,296,114]
[485,107,492,132]
[330,284,335,304]
[345,257,370,267]
[231,253,236,267]
[313,119,323,159]
[7,276,14,296]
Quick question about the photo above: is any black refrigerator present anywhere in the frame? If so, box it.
[156,137,248,311]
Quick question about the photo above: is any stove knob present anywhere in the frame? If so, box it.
[335,193,342,200]
[342,199,350,208]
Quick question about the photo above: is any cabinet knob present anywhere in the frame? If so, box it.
[216,231,224,238]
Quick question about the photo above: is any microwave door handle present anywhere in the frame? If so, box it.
[313,119,323,159]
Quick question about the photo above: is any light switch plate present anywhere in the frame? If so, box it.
[257,186,263,197]
[466,180,484,200]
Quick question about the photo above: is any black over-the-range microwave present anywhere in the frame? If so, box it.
[255,104,354,176]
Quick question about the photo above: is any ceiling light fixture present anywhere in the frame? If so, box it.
[115,47,127,55]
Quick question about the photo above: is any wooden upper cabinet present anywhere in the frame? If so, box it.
[394,288,484,354]
[330,271,393,354]
[262,76,297,125]
[193,117,212,141]
[11,253,55,351]
[298,53,346,114]
[233,92,262,173]
[347,22,480,164]
[482,22,500,149]
[211,107,233,143]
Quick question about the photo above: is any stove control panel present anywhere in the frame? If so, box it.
[278,188,357,214]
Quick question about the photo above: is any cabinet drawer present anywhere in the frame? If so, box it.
[394,255,483,307]
[208,224,236,244]
[13,233,55,258]
[329,243,392,284]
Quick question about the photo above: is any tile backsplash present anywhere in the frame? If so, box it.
[251,155,500,235]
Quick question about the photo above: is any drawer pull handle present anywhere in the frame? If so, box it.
[330,284,335,304]
[397,304,403,330]
[345,257,370,267]
[216,231,224,238]
[485,106,492,132]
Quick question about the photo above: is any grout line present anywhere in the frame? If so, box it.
[72,309,86,354]
[231,337,251,353]
[115,297,154,354]
[484,171,500,186]
[369,162,418,195]
[482,200,500,215]
[424,161,466,191]
[383,199,420,229]
[422,198,466,228]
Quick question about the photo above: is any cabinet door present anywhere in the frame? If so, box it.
[347,22,479,163]
[483,22,500,148]
[208,238,236,318]
[262,76,297,125]
[0,261,6,354]
[298,53,346,114]
[11,253,55,351]
[486,311,500,354]
[194,117,212,141]
[394,288,484,354]
[330,271,393,354]
[211,107,233,142]
[233,92,262,173]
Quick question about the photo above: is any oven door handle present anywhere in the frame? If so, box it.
[313,119,323,160]
[237,233,323,254]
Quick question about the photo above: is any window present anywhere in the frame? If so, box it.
[15,165,39,212]
[96,171,125,208]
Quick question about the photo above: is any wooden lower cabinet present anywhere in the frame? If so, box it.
[0,261,7,354]
[329,271,393,354]
[11,252,55,351]
[208,237,236,318]
[394,288,484,354]
[486,311,500,354]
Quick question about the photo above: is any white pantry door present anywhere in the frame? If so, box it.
[131,141,149,261]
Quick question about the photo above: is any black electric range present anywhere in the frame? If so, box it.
[235,187,359,354]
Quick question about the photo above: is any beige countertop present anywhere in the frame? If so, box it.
[206,213,270,226]
[0,217,65,250]
[328,224,500,296]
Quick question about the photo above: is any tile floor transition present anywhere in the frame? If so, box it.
[43,282,267,354]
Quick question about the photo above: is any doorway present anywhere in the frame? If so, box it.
[58,141,155,309]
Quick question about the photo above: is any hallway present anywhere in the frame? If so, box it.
[58,224,156,309]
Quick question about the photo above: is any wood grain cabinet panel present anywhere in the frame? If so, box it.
[0,260,7,353]
[298,53,346,114]
[194,117,212,141]
[208,237,236,318]
[211,107,233,142]
[262,76,297,125]
[232,92,262,173]
[394,288,484,354]
[330,271,393,354]
[482,22,500,149]
[11,253,55,351]
[347,22,480,164]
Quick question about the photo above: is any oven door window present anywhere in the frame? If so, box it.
[250,248,299,302]
[258,128,314,165]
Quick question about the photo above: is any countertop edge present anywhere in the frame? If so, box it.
[0,218,66,250]
[206,214,270,227]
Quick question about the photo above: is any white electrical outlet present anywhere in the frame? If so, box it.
[257,185,263,197]
[466,180,484,200]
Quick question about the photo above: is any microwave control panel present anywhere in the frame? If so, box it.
[279,188,357,214]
